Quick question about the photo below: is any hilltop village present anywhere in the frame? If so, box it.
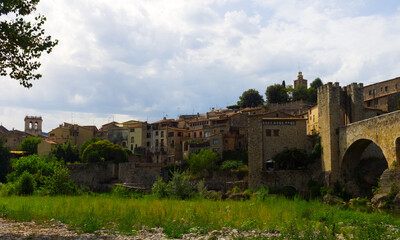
[1,73,400,197]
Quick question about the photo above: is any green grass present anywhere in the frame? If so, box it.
[0,194,399,239]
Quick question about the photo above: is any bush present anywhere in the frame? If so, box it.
[186,149,219,174]
[273,148,308,170]
[43,165,78,196]
[152,178,170,199]
[18,136,41,155]
[50,140,79,163]
[220,160,243,171]
[152,171,196,199]
[82,140,128,163]
[16,171,36,195]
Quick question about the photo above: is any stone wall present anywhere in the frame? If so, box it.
[379,169,400,194]
[260,170,312,193]
[68,163,118,191]
[68,162,162,191]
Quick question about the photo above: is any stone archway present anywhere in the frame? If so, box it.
[341,139,388,197]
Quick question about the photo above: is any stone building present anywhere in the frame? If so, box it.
[363,76,400,112]
[248,111,313,188]
[48,123,97,147]
[294,72,308,88]
[0,128,31,151]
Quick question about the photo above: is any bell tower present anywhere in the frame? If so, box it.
[24,116,43,136]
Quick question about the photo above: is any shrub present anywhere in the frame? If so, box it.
[255,186,269,201]
[50,140,79,163]
[152,178,170,199]
[186,149,219,174]
[220,160,243,171]
[43,165,78,196]
[273,148,308,170]
[82,140,128,163]
[16,171,36,195]
[18,136,41,155]
[196,180,209,198]
[168,170,194,199]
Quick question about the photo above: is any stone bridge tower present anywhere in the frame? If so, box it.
[24,116,43,137]
[317,82,364,185]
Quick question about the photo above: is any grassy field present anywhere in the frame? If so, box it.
[0,194,399,239]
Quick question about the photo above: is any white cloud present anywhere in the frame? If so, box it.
[1,0,400,131]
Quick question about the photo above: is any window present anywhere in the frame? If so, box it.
[161,139,164,146]
[122,142,126,147]
[273,129,280,136]
[130,128,135,132]
[171,140,175,147]
[194,132,197,138]
[178,132,182,137]
[131,144,133,150]
[122,133,127,140]
[147,133,151,138]
[161,131,164,137]
[369,90,372,95]
[131,137,134,143]
[50,133,55,137]
[113,134,117,140]
[205,131,211,137]
[168,132,174,137]
[146,142,150,147]
[199,132,202,137]
[155,139,159,146]
[313,115,315,122]
[155,131,158,136]
[385,86,388,92]
[266,129,271,136]
[213,139,219,145]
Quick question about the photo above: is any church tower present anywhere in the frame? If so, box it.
[24,116,43,136]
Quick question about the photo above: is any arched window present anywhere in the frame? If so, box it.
[29,121,33,129]
[34,122,38,130]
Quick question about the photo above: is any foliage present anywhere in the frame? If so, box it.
[222,149,248,165]
[81,140,128,163]
[43,165,78,196]
[236,89,264,108]
[6,154,55,187]
[226,104,240,109]
[51,140,79,163]
[0,0,58,88]
[168,170,194,199]
[220,160,243,171]
[15,171,36,195]
[308,136,322,164]
[186,149,219,174]
[0,137,10,182]
[310,77,323,89]
[79,137,100,159]
[17,136,41,154]
[265,83,289,104]
[152,171,197,200]
[273,147,308,170]
[152,177,170,199]
[5,154,78,196]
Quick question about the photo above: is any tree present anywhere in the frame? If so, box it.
[237,89,264,108]
[81,140,128,163]
[51,140,79,163]
[0,137,10,182]
[18,136,41,154]
[186,149,219,174]
[0,0,58,88]
[273,148,308,170]
[310,78,323,89]
[79,137,100,158]
[265,84,289,104]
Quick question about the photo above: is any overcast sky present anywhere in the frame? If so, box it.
[1,0,400,132]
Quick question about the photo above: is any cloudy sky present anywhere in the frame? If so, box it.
[1,0,400,132]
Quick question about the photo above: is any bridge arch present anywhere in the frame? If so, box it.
[341,138,388,197]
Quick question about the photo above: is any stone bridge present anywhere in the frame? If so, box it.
[338,110,400,170]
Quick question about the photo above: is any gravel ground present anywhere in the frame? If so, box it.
[0,218,280,239]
